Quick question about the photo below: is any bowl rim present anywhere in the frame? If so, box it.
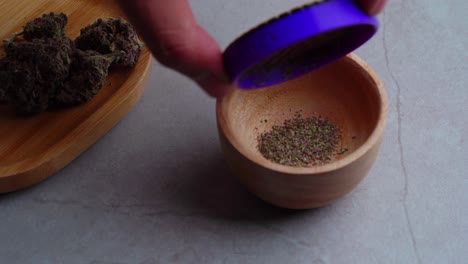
[216,53,388,175]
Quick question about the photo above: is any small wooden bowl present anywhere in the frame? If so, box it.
[216,53,387,209]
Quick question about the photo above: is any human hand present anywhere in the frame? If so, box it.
[116,0,387,98]
[357,0,387,16]
[116,0,229,98]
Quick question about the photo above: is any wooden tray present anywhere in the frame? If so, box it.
[0,0,152,193]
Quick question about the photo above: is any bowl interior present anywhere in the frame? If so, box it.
[219,55,383,170]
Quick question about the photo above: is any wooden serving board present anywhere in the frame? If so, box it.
[0,0,152,193]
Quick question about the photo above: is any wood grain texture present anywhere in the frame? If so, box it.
[0,0,152,193]
[217,54,387,209]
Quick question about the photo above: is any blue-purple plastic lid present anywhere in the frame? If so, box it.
[223,0,379,89]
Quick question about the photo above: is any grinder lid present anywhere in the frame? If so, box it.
[223,0,379,89]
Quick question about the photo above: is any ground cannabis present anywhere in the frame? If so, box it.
[75,18,142,67]
[257,112,346,167]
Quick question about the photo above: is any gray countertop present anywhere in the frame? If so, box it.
[1,0,466,263]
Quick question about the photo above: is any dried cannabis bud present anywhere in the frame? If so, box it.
[0,58,14,103]
[52,50,124,107]
[0,58,49,114]
[1,37,74,114]
[0,12,137,115]
[6,12,68,42]
[0,90,6,104]
[0,59,8,103]
[75,18,142,67]
[257,113,345,167]
[4,37,73,82]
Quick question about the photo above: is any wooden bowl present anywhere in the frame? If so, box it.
[216,53,387,209]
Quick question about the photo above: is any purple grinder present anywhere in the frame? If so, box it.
[223,0,379,89]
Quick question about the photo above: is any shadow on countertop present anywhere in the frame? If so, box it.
[0,143,332,226]
[164,151,331,223]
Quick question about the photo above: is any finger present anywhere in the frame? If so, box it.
[356,0,388,16]
[116,0,230,98]
[155,23,229,98]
